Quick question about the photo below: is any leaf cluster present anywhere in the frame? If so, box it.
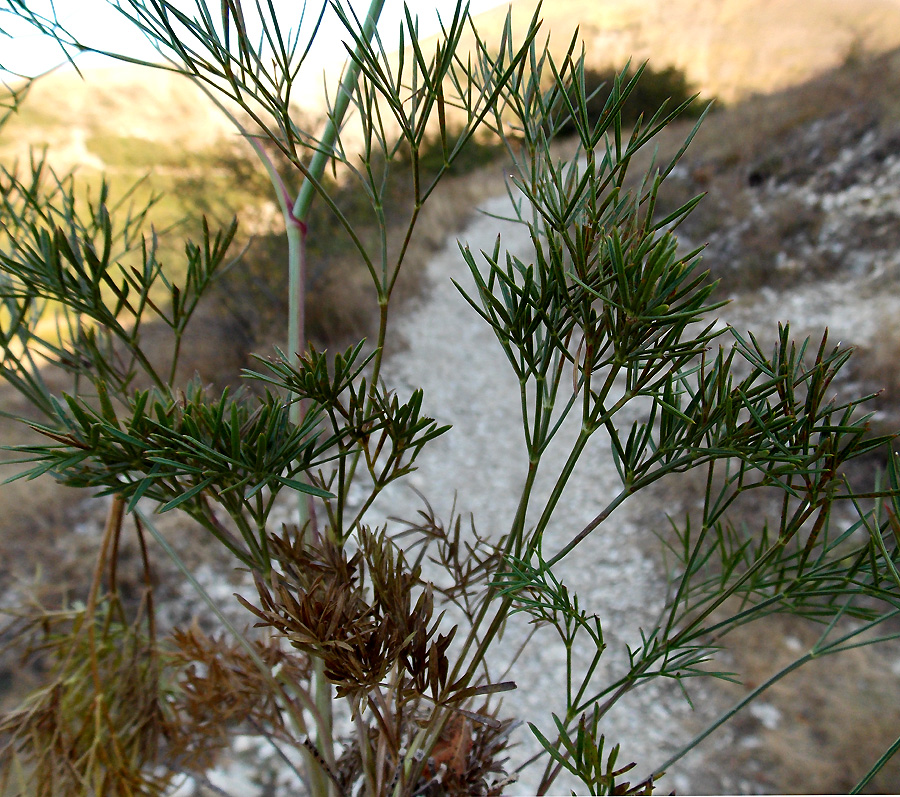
[0,148,237,417]
[249,342,450,539]
[6,381,329,564]
[553,64,705,139]
[530,709,655,796]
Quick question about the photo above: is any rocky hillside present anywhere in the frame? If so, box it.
[657,45,900,437]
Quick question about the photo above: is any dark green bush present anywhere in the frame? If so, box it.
[397,126,506,179]
[555,63,705,138]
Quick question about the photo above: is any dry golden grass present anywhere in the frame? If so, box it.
[712,613,900,794]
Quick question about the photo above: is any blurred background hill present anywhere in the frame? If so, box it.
[469,0,900,101]
[7,0,900,170]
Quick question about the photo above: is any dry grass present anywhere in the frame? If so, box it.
[634,460,900,794]
[709,613,900,794]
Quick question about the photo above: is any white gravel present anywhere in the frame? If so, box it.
[363,192,724,795]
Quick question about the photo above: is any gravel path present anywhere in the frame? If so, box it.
[362,172,900,793]
[364,192,723,795]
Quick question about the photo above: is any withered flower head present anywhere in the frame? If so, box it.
[238,526,455,700]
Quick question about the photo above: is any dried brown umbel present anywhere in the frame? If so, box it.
[409,707,520,797]
[239,525,455,701]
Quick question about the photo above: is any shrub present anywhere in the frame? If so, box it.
[552,63,705,139]
[1,3,900,795]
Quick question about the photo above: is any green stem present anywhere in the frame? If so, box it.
[168,329,184,385]
[524,428,592,557]
[542,486,631,569]
[447,459,541,688]
[385,205,421,297]
[314,657,335,784]
[853,734,900,793]
[289,6,387,794]
[290,0,386,225]
[369,300,391,398]
[286,219,307,378]
[338,300,390,511]
[448,376,630,700]
[653,653,812,779]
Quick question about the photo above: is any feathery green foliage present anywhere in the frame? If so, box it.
[1,2,899,795]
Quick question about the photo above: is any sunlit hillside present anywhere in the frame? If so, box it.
[0,67,236,168]
[6,0,900,175]
[468,0,900,102]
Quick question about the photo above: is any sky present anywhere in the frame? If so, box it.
[0,0,509,79]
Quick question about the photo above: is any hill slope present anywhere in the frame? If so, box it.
[470,0,900,102]
[0,66,235,170]
[6,0,900,173]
